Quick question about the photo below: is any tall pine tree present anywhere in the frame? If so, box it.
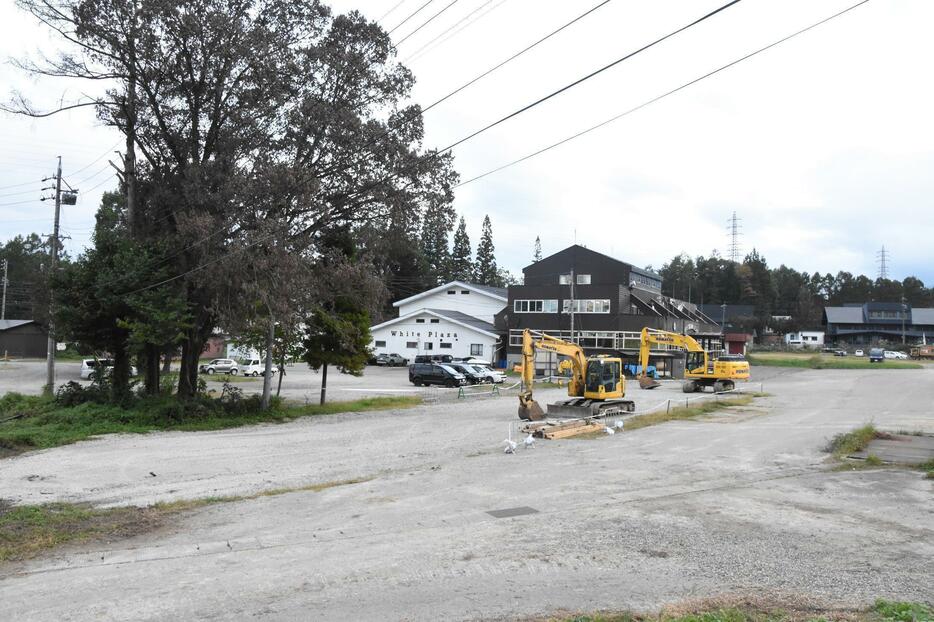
[450,216,473,281]
[473,215,499,286]
[533,236,542,262]
[420,199,455,284]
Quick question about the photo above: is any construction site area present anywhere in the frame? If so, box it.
[1,362,932,621]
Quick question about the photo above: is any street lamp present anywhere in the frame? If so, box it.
[720,303,727,336]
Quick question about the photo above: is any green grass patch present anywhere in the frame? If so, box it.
[552,599,932,622]
[203,374,263,383]
[747,354,921,370]
[0,477,370,563]
[825,424,879,457]
[0,392,421,453]
[625,395,756,431]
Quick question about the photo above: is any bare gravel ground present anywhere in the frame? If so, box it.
[0,366,932,621]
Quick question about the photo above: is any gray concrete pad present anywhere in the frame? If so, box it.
[0,366,932,621]
[851,434,934,464]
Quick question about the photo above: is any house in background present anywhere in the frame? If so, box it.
[0,319,47,358]
[497,245,720,374]
[824,303,934,345]
[784,330,825,349]
[369,281,507,363]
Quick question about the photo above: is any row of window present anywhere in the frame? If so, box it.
[446,289,471,295]
[373,341,484,355]
[512,299,612,314]
[558,273,592,285]
[513,299,559,313]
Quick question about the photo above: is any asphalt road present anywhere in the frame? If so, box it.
[1,367,932,620]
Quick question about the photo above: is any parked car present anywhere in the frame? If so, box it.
[869,348,885,363]
[377,353,408,367]
[454,356,493,366]
[468,364,506,384]
[80,358,138,379]
[834,350,848,357]
[413,354,453,364]
[447,363,486,385]
[884,350,908,360]
[239,358,276,377]
[854,349,864,357]
[408,362,466,387]
[199,358,239,375]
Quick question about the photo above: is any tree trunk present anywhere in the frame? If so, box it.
[261,317,275,410]
[275,355,285,397]
[111,340,131,403]
[144,343,160,395]
[161,346,173,374]
[319,362,328,405]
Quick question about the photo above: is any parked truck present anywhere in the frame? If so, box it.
[909,345,934,360]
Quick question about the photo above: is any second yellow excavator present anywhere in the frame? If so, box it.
[637,327,750,393]
[517,329,635,420]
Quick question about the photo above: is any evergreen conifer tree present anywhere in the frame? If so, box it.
[450,216,473,281]
[420,200,455,283]
[474,215,498,286]
[533,236,542,262]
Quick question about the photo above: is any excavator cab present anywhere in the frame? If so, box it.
[584,358,623,398]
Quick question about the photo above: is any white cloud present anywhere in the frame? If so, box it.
[2,0,932,282]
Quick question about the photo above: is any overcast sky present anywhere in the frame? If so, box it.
[2,0,932,283]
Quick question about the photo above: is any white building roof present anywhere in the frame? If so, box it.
[392,280,507,308]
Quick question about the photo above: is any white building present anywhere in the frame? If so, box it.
[369,281,507,364]
[784,331,825,348]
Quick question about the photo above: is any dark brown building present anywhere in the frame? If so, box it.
[496,245,720,369]
[0,320,47,358]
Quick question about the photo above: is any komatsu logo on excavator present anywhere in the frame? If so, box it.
[656,335,676,342]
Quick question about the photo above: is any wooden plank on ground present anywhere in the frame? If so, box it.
[542,422,603,439]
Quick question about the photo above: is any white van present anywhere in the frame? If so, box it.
[239,358,276,377]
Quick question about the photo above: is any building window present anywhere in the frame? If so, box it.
[562,299,611,313]
[424,342,433,350]
[576,274,591,285]
[514,299,558,313]
[470,344,483,356]
[374,340,386,347]
[447,290,456,295]
[406,341,418,349]
[430,319,440,324]
[461,290,470,294]
[440,342,452,349]
[416,318,425,323]
[559,274,571,285]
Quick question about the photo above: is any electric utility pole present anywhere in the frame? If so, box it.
[1,259,8,320]
[44,157,63,394]
[569,269,575,344]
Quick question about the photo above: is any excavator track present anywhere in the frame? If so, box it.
[546,398,635,418]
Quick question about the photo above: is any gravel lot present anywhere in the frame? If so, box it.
[0,366,932,620]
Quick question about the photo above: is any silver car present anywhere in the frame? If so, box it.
[199,358,239,375]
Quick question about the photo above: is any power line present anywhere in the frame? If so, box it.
[404,0,507,63]
[421,0,617,115]
[387,0,439,35]
[455,0,872,187]
[0,179,43,191]
[66,141,121,177]
[396,0,460,46]
[438,0,743,153]
[379,0,409,22]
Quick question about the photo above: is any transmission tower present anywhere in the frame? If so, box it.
[876,246,890,280]
[726,211,742,262]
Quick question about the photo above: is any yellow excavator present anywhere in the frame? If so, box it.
[637,327,750,393]
[517,329,634,420]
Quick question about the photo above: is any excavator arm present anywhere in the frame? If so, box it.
[637,327,705,389]
[518,329,587,420]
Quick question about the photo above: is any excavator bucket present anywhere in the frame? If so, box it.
[518,400,546,421]
[639,376,661,390]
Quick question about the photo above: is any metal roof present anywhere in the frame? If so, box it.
[910,308,934,324]
[462,282,508,299]
[424,309,497,334]
[0,319,34,331]
[392,280,507,307]
[824,307,865,324]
